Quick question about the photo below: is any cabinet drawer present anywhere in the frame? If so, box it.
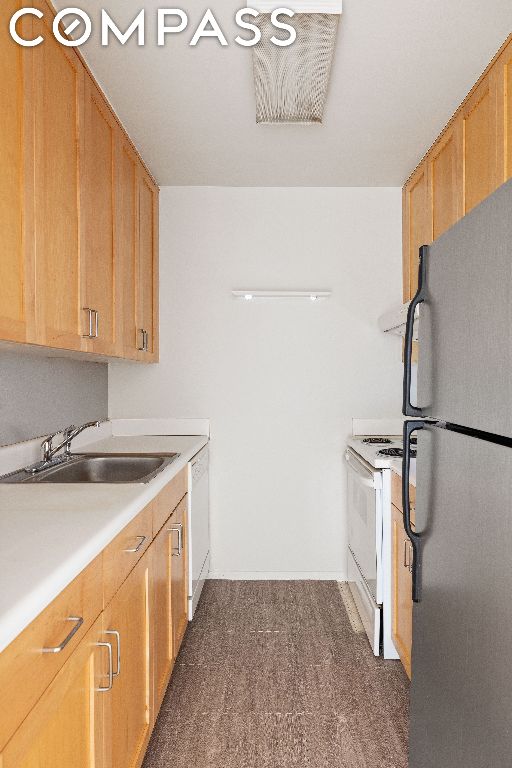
[0,554,102,750]
[391,470,416,516]
[103,502,153,606]
[153,467,188,535]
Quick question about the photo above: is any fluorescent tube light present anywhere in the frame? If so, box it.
[232,290,331,300]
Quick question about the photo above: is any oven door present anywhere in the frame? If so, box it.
[345,448,383,605]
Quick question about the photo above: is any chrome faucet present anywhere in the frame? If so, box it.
[41,421,100,463]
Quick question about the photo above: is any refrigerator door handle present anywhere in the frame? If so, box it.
[402,418,432,603]
[403,245,428,417]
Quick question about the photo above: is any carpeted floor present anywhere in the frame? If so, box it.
[143,580,409,768]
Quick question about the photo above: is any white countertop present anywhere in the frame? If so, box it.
[0,434,208,653]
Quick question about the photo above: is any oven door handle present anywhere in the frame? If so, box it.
[345,451,380,489]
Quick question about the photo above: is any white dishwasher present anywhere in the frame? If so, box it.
[188,445,210,619]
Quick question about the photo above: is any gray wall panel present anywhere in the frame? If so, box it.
[0,350,108,446]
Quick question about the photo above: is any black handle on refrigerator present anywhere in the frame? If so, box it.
[402,419,427,603]
[403,245,428,417]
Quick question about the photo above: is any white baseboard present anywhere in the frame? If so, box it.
[208,571,347,581]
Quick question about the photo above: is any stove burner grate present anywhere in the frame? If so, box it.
[362,437,392,445]
[377,447,417,458]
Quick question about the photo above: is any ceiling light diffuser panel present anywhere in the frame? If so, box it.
[253,1,342,124]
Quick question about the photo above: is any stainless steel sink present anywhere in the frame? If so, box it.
[0,453,179,484]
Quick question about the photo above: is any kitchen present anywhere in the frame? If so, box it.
[0,2,511,767]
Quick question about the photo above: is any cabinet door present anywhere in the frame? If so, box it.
[392,503,413,679]
[115,136,139,359]
[170,496,188,657]
[428,118,463,240]
[153,522,174,715]
[495,37,512,183]
[0,2,33,344]
[402,162,432,301]
[81,76,117,355]
[30,14,85,351]
[102,551,152,768]
[461,72,499,215]
[137,169,159,362]
[0,617,105,768]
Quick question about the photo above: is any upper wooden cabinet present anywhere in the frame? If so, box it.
[81,76,118,356]
[0,0,159,362]
[30,14,85,351]
[402,164,431,300]
[495,37,512,181]
[429,118,463,240]
[403,34,512,302]
[0,2,32,344]
[137,170,159,362]
[461,72,499,215]
[115,135,139,360]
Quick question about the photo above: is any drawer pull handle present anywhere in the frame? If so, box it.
[96,641,113,692]
[42,616,84,654]
[124,535,147,553]
[105,629,121,677]
[169,523,183,556]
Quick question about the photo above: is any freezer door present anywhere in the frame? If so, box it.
[417,178,512,437]
[410,423,512,768]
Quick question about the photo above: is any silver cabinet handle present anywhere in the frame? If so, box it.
[83,308,99,339]
[169,524,183,556]
[144,330,149,352]
[83,307,94,338]
[105,629,120,676]
[97,641,113,692]
[124,535,146,553]
[42,616,83,653]
[138,328,146,352]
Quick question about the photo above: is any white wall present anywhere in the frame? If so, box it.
[109,187,403,579]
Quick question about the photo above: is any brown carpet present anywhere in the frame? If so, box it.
[143,580,409,768]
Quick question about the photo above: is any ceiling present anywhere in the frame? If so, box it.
[53,0,512,186]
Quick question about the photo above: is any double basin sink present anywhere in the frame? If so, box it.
[0,453,179,484]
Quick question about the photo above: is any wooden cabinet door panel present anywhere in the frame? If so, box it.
[0,2,33,344]
[115,136,139,359]
[495,38,512,183]
[429,118,463,240]
[0,617,105,768]
[170,496,188,657]
[82,77,117,355]
[31,15,84,351]
[102,551,152,768]
[392,503,413,679]
[462,73,499,214]
[137,170,159,361]
[153,523,174,715]
[402,163,432,301]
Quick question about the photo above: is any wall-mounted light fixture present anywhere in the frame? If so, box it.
[232,290,331,301]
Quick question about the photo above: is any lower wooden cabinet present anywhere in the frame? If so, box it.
[392,503,413,679]
[153,522,175,714]
[170,496,188,657]
[0,480,190,767]
[0,617,105,768]
[102,552,152,768]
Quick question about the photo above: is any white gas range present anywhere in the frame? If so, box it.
[345,434,417,658]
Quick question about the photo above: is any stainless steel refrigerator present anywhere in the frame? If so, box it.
[402,178,512,768]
